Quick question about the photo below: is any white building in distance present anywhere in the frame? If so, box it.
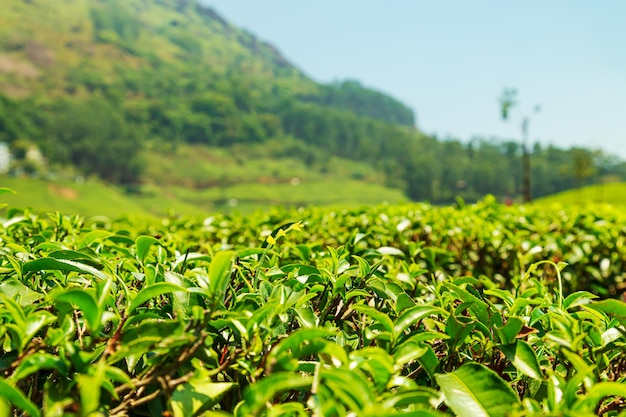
[0,143,10,174]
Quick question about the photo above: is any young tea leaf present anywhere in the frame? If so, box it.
[500,340,543,380]
[572,382,626,413]
[10,353,68,382]
[135,235,161,264]
[585,299,626,326]
[23,258,107,280]
[52,290,101,334]
[237,373,313,417]
[393,305,448,342]
[208,250,235,302]
[170,381,236,417]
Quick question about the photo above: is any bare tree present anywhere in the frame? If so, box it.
[499,88,540,203]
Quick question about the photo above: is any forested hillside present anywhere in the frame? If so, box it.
[1,0,624,205]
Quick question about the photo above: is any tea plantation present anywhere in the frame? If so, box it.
[1,194,625,416]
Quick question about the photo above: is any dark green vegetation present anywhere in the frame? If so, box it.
[1,195,625,416]
[2,0,626,207]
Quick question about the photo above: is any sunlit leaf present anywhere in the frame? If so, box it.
[573,382,626,412]
[24,311,57,345]
[352,304,393,333]
[393,305,448,341]
[135,235,161,264]
[586,299,626,326]
[0,279,44,305]
[500,340,543,380]
[171,381,236,417]
[11,353,68,382]
[265,328,339,373]
[495,317,523,344]
[377,246,405,256]
[393,341,428,367]
[48,250,104,269]
[237,373,313,417]
[80,230,112,247]
[208,250,235,302]
[444,282,491,326]
[435,363,519,417]
[52,289,100,333]
[563,291,598,309]
[23,257,107,280]
[320,367,375,410]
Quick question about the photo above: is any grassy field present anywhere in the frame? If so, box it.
[6,139,622,219]
[0,177,209,218]
[534,181,626,206]
[6,168,625,220]
[0,176,406,218]
[1,144,406,217]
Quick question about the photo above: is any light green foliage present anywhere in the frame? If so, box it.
[536,182,626,206]
[1,167,407,218]
[0,198,625,415]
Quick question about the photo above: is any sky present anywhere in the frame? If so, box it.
[204,1,626,160]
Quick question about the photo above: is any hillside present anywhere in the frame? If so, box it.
[535,181,626,206]
[1,0,427,203]
[0,0,311,95]
[0,0,413,122]
[1,0,625,212]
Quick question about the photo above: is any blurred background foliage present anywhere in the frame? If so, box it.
[1,0,625,212]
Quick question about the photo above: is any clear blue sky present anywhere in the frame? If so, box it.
[204,1,626,159]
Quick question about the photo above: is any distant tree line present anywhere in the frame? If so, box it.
[2,82,624,204]
[297,80,416,127]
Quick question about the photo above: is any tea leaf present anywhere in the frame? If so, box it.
[435,363,519,417]
[127,282,187,314]
[135,235,161,264]
[0,379,41,417]
[238,373,313,417]
[23,257,107,280]
[52,289,100,333]
[586,299,626,326]
[500,340,543,380]
[208,250,235,302]
[171,381,236,417]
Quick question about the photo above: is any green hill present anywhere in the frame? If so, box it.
[0,0,412,123]
[535,182,626,206]
[0,0,312,95]
[1,0,625,213]
[1,0,428,204]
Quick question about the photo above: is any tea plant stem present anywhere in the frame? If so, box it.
[253,246,272,290]
[597,397,626,416]
[103,314,128,359]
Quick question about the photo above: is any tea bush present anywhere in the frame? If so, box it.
[0,197,625,416]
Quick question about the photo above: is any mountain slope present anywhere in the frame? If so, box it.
[1,0,431,202]
[0,0,313,95]
[0,0,414,123]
